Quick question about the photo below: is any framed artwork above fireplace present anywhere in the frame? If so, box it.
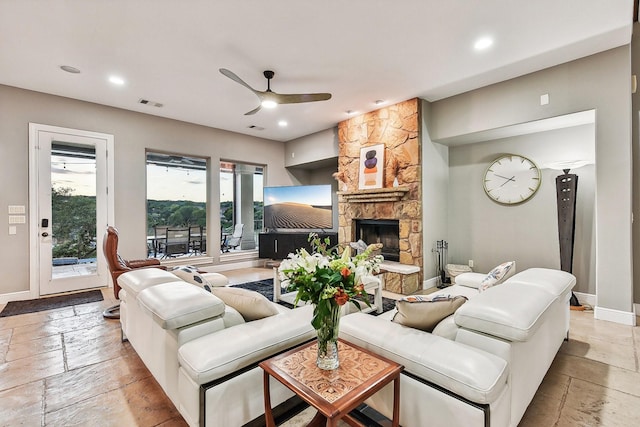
[358,144,384,190]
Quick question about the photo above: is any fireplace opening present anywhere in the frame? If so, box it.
[354,219,400,262]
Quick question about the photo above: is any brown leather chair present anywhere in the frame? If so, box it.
[102,225,166,318]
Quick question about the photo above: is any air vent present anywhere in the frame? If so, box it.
[247,125,265,131]
[138,98,163,108]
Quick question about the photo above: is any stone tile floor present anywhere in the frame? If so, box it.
[0,267,638,426]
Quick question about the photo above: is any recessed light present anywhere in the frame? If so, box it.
[474,37,493,51]
[278,120,288,127]
[60,65,81,74]
[108,75,125,85]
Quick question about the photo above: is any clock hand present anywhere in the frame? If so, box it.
[499,175,516,187]
[495,174,516,182]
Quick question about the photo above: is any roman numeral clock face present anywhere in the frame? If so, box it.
[483,154,541,205]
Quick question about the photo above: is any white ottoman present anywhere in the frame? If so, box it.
[202,272,229,287]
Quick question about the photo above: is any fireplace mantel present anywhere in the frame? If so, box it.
[337,187,409,203]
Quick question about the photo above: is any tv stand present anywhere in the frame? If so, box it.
[258,232,338,259]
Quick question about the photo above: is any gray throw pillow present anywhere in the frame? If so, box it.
[211,287,279,321]
[392,295,468,332]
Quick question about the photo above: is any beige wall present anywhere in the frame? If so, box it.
[429,46,633,314]
[0,85,293,296]
[421,100,450,281]
[447,124,596,294]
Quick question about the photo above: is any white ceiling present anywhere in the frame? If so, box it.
[0,1,633,142]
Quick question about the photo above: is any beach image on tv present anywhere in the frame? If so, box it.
[264,185,332,230]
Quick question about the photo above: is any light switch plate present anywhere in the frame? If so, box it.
[8,215,26,224]
[540,94,549,105]
[8,226,16,235]
[8,205,25,214]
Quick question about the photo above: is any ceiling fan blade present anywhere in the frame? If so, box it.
[244,105,262,115]
[219,68,259,94]
[272,92,332,104]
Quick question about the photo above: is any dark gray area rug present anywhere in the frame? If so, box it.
[232,279,396,315]
[0,290,104,317]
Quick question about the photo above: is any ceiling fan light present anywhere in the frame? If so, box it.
[261,99,277,109]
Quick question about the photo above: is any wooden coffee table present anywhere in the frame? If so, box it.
[259,339,403,427]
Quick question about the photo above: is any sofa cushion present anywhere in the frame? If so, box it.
[178,305,315,385]
[118,268,181,298]
[454,283,556,341]
[201,272,229,287]
[137,282,226,329]
[504,268,576,297]
[479,261,516,292]
[340,312,509,404]
[392,295,467,332]
[211,287,279,321]
[431,314,459,340]
[455,272,488,289]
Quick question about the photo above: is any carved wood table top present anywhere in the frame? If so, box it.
[259,339,403,427]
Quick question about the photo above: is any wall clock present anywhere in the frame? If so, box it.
[483,154,541,205]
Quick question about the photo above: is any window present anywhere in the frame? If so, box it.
[220,161,264,252]
[146,152,208,259]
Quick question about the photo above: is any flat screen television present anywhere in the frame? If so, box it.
[263,184,333,231]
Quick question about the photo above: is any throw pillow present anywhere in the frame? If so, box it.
[171,265,213,292]
[392,294,468,332]
[478,261,516,292]
[211,287,279,321]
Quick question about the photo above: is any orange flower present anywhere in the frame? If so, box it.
[354,284,364,294]
[340,267,351,278]
[334,288,349,306]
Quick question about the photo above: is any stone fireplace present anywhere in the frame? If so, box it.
[336,98,423,289]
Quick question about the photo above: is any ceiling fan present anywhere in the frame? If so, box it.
[219,68,332,115]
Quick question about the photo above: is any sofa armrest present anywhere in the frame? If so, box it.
[454,283,556,341]
[178,305,315,385]
[126,259,163,268]
[340,313,508,404]
[138,282,226,329]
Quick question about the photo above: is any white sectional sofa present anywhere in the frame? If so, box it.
[339,268,576,427]
[117,268,315,427]
[117,266,573,427]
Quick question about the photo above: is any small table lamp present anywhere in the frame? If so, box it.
[546,160,592,310]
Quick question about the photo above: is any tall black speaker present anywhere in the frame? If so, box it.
[555,169,581,307]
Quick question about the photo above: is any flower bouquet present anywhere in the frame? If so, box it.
[278,233,383,369]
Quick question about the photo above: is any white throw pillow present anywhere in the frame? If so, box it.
[171,265,213,292]
[479,261,516,292]
[211,287,279,321]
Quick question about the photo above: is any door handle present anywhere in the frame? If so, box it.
[42,232,49,237]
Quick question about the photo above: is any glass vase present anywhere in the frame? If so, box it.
[314,302,341,370]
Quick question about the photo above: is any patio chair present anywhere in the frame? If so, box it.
[189,225,205,255]
[222,223,243,252]
[164,227,190,257]
[152,225,168,257]
[102,226,166,319]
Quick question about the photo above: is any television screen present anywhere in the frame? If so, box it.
[263,185,333,230]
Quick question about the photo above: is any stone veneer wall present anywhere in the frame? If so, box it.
[337,98,422,287]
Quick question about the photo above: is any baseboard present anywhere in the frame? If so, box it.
[594,305,637,326]
[423,276,439,290]
[561,291,637,326]
[573,291,596,308]
[0,290,37,305]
